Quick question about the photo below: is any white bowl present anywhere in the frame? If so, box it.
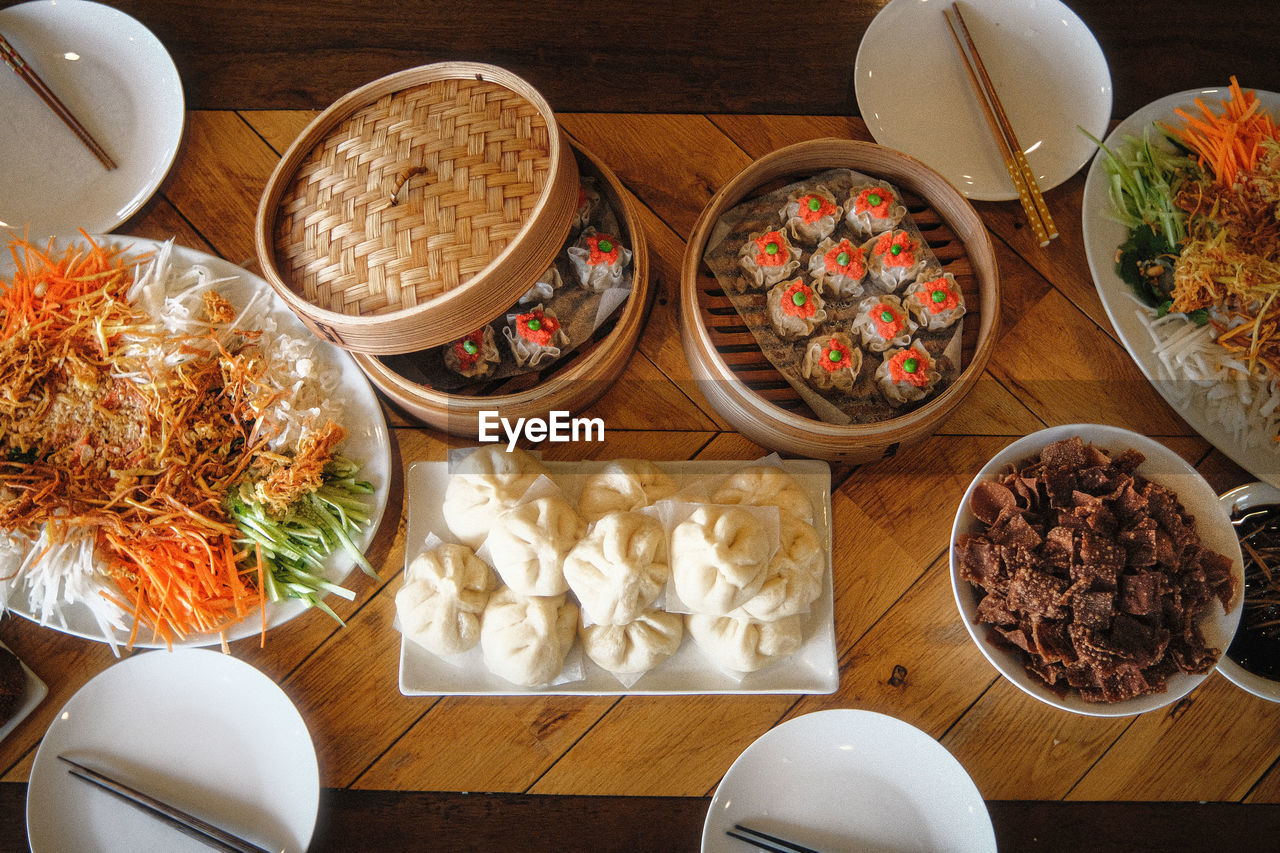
[950,424,1244,716]
[1216,481,1280,703]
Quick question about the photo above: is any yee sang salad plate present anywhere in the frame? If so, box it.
[27,648,319,853]
[1081,85,1280,488]
[701,709,996,853]
[0,234,392,651]
[855,0,1111,201]
[0,0,184,237]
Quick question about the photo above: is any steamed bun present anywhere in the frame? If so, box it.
[738,513,824,621]
[396,543,496,657]
[686,612,803,673]
[711,465,815,523]
[577,459,679,522]
[563,511,670,626]
[486,496,585,596]
[671,505,772,615]
[480,587,579,686]
[580,609,683,675]
[441,447,549,548]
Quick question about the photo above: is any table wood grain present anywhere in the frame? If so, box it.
[2,2,1280,847]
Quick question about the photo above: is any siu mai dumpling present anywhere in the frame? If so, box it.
[807,236,867,299]
[766,278,827,340]
[779,186,842,243]
[845,184,906,236]
[503,304,568,368]
[442,325,501,380]
[737,228,800,290]
[864,229,925,292]
[568,228,632,291]
[875,342,942,407]
[851,293,916,353]
[903,269,966,330]
[801,331,862,394]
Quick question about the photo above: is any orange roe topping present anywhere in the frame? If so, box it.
[587,233,620,266]
[917,276,960,314]
[818,337,853,372]
[874,231,917,269]
[451,329,486,369]
[754,231,789,267]
[823,239,866,278]
[516,308,559,346]
[855,187,896,219]
[871,302,905,339]
[796,193,838,224]
[780,279,818,318]
[888,347,931,387]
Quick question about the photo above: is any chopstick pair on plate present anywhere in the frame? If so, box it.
[58,755,271,853]
[727,822,823,853]
[943,2,1057,247]
[0,32,116,170]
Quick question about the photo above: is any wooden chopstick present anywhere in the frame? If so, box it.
[0,33,117,170]
[943,3,1056,246]
[727,823,823,853]
[58,755,271,853]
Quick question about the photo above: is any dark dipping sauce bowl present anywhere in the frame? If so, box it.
[1227,502,1280,680]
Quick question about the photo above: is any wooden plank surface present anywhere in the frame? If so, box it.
[4,24,1280,843]
[6,0,1275,117]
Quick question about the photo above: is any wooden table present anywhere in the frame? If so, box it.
[2,1,1280,850]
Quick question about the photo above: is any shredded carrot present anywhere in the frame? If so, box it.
[1165,77,1280,188]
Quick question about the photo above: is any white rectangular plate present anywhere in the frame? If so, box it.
[398,457,839,696]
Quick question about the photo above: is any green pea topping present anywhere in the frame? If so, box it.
[903,357,919,373]
[931,289,947,303]
[792,291,807,307]
[867,192,882,206]
[836,251,851,266]
[807,197,822,211]
[462,340,478,354]
[828,348,842,363]
[879,310,895,323]
[598,239,614,253]
[765,241,779,256]
[528,318,542,331]
[890,244,903,256]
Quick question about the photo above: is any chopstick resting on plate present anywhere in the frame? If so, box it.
[0,33,116,170]
[727,822,823,853]
[58,755,271,853]
[943,2,1056,246]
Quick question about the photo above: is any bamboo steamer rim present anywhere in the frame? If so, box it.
[351,138,652,431]
[254,61,578,355]
[679,137,1000,453]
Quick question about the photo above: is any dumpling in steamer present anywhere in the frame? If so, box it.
[807,236,867,299]
[441,447,549,548]
[671,505,773,615]
[875,342,942,407]
[766,278,827,340]
[486,496,585,597]
[395,543,496,657]
[903,269,966,331]
[845,184,907,236]
[851,293,916,353]
[864,229,925,292]
[738,513,824,621]
[801,331,861,394]
[711,465,815,524]
[577,459,679,523]
[503,303,568,368]
[779,186,842,243]
[737,228,800,290]
[563,510,670,626]
[686,612,804,673]
[580,609,683,675]
[480,587,579,687]
[568,228,632,292]
[443,325,500,379]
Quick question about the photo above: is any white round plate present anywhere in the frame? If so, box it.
[1081,87,1280,489]
[0,0,184,237]
[702,709,995,853]
[951,424,1245,716]
[0,234,393,648]
[27,649,318,853]
[854,0,1111,200]
[1217,481,1280,703]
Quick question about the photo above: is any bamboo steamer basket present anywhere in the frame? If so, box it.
[352,138,652,437]
[255,62,578,354]
[680,138,1000,463]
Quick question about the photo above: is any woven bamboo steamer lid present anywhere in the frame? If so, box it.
[680,138,1000,463]
[351,138,653,436]
[255,62,578,354]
